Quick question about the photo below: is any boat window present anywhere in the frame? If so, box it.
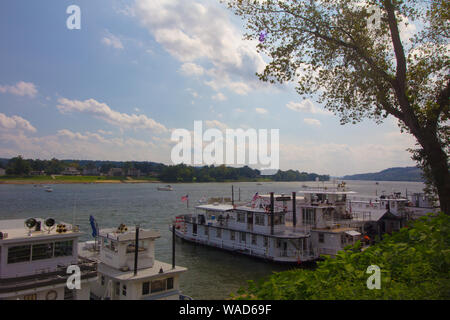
[251,234,257,245]
[240,232,246,243]
[319,233,325,243]
[192,224,197,235]
[230,231,235,241]
[204,226,209,236]
[32,243,54,261]
[237,212,246,223]
[216,228,222,238]
[273,214,285,225]
[263,237,268,247]
[122,284,127,296]
[101,275,105,286]
[167,278,174,290]
[54,240,73,257]
[255,214,265,226]
[151,280,165,293]
[302,208,315,225]
[142,282,150,295]
[7,245,31,264]
[341,235,346,246]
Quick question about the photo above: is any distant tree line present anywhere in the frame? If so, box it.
[158,164,329,182]
[0,156,330,182]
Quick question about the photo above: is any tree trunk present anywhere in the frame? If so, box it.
[416,130,450,214]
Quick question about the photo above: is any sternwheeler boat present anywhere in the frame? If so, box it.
[171,184,371,263]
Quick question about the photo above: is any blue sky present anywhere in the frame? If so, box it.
[0,0,418,176]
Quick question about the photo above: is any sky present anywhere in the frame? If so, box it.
[0,0,419,176]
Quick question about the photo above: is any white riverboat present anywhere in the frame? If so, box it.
[157,185,173,191]
[0,218,97,300]
[171,184,368,263]
[78,223,189,300]
[172,202,314,264]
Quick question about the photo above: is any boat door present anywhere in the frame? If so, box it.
[247,212,253,231]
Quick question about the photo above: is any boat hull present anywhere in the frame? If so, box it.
[170,225,316,265]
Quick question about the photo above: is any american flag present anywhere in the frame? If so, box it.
[181,195,188,202]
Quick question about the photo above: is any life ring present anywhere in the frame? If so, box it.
[46,290,57,300]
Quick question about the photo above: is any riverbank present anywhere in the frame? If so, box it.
[0,175,161,184]
[0,175,280,185]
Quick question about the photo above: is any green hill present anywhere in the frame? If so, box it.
[342,166,424,182]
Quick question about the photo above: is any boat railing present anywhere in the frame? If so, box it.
[0,259,97,294]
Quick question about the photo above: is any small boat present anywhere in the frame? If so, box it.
[44,186,53,192]
[157,185,173,191]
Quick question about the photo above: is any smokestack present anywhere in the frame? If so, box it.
[292,192,296,227]
[134,225,139,276]
[172,224,176,269]
[270,192,274,235]
[231,185,234,205]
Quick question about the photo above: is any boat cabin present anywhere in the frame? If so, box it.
[79,224,187,300]
[0,218,97,300]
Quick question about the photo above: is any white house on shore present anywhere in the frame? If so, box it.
[61,167,81,176]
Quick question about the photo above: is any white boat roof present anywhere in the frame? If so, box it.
[259,194,305,200]
[195,204,234,212]
[99,227,160,242]
[299,190,357,195]
[0,218,81,243]
[97,260,187,281]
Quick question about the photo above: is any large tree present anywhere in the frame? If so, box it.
[225,0,449,213]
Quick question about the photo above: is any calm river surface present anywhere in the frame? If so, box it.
[0,180,425,299]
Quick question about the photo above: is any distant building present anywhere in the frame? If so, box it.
[82,168,99,176]
[108,168,124,177]
[61,167,81,176]
[0,168,5,176]
[127,168,141,177]
[29,170,45,176]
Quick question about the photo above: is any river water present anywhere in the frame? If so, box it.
[0,180,425,299]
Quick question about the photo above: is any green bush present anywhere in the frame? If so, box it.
[232,213,450,300]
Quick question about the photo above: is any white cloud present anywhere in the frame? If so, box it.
[98,129,113,135]
[0,128,171,163]
[279,130,417,176]
[0,81,38,98]
[0,113,37,133]
[56,98,167,133]
[286,99,332,115]
[303,118,321,126]
[101,32,124,49]
[134,0,267,95]
[255,107,268,115]
[212,92,227,101]
[179,62,205,76]
[204,119,229,130]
